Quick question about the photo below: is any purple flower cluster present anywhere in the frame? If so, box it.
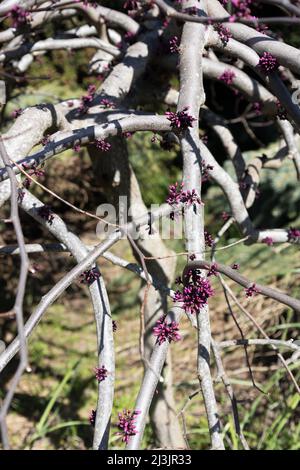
[166,182,202,209]
[204,230,215,248]
[73,143,81,153]
[231,263,240,270]
[123,131,134,139]
[94,366,108,382]
[207,262,218,277]
[256,22,269,34]
[262,236,274,246]
[165,107,196,131]
[41,135,51,146]
[37,205,54,225]
[80,267,101,285]
[95,138,111,152]
[79,84,96,113]
[173,270,214,315]
[214,23,232,47]
[117,409,141,444]
[22,162,45,189]
[169,36,180,53]
[219,69,236,85]
[153,316,181,345]
[166,182,184,206]
[245,283,259,297]
[181,189,202,206]
[12,108,23,118]
[231,0,252,18]
[288,227,300,243]
[89,409,96,426]
[258,52,279,74]
[8,5,30,29]
[100,98,116,109]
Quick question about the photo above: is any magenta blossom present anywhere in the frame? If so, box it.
[79,84,96,113]
[169,36,180,53]
[166,182,202,208]
[181,188,202,206]
[258,52,279,74]
[123,131,134,139]
[231,263,240,270]
[204,230,215,248]
[73,143,81,152]
[94,366,108,382]
[22,162,45,189]
[89,409,96,426]
[219,69,236,85]
[245,283,259,297]
[117,409,141,444]
[207,262,218,277]
[41,135,51,146]
[95,139,111,152]
[153,316,181,345]
[231,0,252,18]
[262,236,274,246]
[288,227,300,243]
[100,98,116,109]
[165,107,196,131]
[80,267,101,285]
[8,5,30,29]
[166,182,184,206]
[174,270,214,315]
[12,108,23,119]
[214,23,232,46]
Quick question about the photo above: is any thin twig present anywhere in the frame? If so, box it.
[0,137,29,449]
